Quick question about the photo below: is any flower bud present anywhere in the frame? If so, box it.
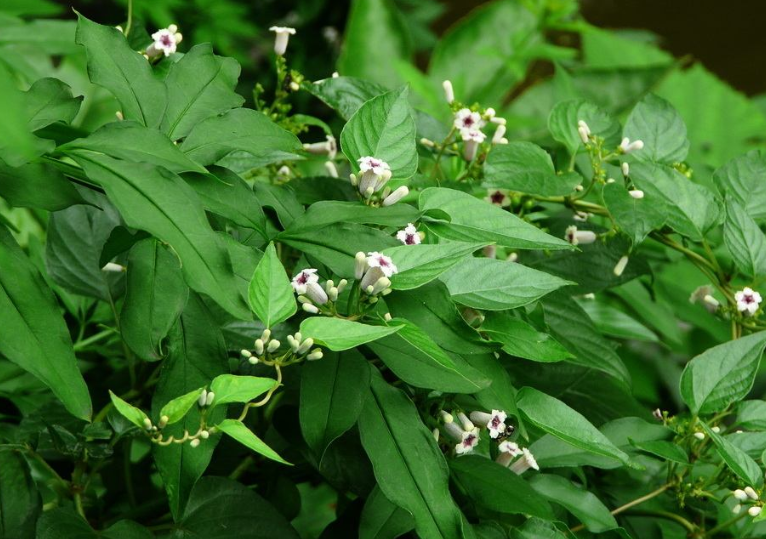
[749,506,762,517]
[287,334,299,352]
[205,391,215,406]
[613,255,629,277]
[198,390,208,407]
[384,313,392,322]
[328,287,339,302]
[200,430,210,439]
[267,340,281,353]
[241,349,252,358]
[492,125,507,145]
[442,80,454,104]
[248,356,259,365]
[745,486,759,500]
[190,439,200,448]
[297,338,314,355]
[621,162,630,176]
[303,303,319,314]
[158,415,169,428]
[254,339,264,356]
[629,189,644,199]
[382,186,409,207]
[355,252,367,279]
[307,349,323,361]
[143,418,152,430]
[102,262,125,273]
[693,432,705,440]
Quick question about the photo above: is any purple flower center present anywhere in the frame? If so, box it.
[490,191,505,205]
[378,258,390,267]
[161,34,173,46]
[296,272,310,284]
[490,416,502,429]
[462,434,477,447]
[744,294,755,304]
[463,117,474,128]
[404,234,417,245]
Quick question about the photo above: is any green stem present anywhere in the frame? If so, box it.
[704,509,749,536]
[570,483,671,533]
[125,0,133,37]
[621,509,696,533]
[73,328,115,352]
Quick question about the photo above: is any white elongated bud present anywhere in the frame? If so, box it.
[205,391,215,406]
[382,186,409,207]
[328,287,339,302]
[490,116,506,125]
[439,410,454,424]
[492,125,507,145]
[355,252,367,279]
[102,262,125,273]
[606,178,615,184]
[620,137,644,154]
[261,329,271,342]
[420,138,435,148]
[303,303,319,314]
[267,340,281,353]
[248,356,259,365]
[442,80,455,104]
[733,504,742,514]
[307,349,323,360]
[370,277,391,295]
[198,390,208,407]
[613,255,629,277]
[577,126,589,144]
[190,439,200,448]
[621,162,630,176]
[384,313,392,322]
[289,81,300,91]
[324,161,338,178]
[629,189,644,199]
[749,506,762,517]
[143,418,152,430]
[745,486,759,500]
[443,421,465,442]
[432,428,440,442]
[349,173,358,186]
[115,111,124,121]
[269,26,296,56]
[456,412,474,431]
[241,349,252,358]
[297,338,314,355]
[297,295,312,304]
[337,279,348,293]
[693,432,705,440]
[158,415,169,428]
[287,334,299,352]
[711,426,721,433]
[254,339,264,356]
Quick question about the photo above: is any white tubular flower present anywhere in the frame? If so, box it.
[461,129,486,161]
[324,161,338,178]
[736,287,762,316]
[454,108,484,131]
[357,156,392,195]
[565,225,597,246]
[147,25,182,58]
[629,189,644,199]
[490,116,506,125]
[443,421,465,442]
[439,410,454,424]
[366,252,398,277]
[492,124,508,145]
[622,162,630,176]
[456,412,475,432]
[455,429,480,455]
[354,252,367,279]
[305,282,329,305]
[613,255,629,277]
[442,80,455,104]
[102,262,125,272]
[509,447,539,475]
[396,223,421,245]
[304,135,337,158]
[382,186,409,207]
[291,268,319,295]
[652,408,663,421]
[269,26,296,56]
[470,410,507,439]
[745,486,759,500]
[360,267,385,292]
[485,189,511,207]
[749,506,762,517]
[620,137,644,154]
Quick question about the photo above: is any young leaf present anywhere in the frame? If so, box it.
[299,317,401,351]
[159,388,205,426]
[248,242,296,327]
[215,419,290,465]
[623,93,689,164]
[481,312,572,363]
[701,423,762,487]
[24,77,82,131]
[714,150,766,221]
[340,85,418,180]
[109,391,148,428]
[383,241,487,290]
[0,161,86,211]
[724,198,766,278]
[484,142,582,196]
[209,374,277,408]
[548,99,620,156]
[358,372,465,539]
[680,331,766,415]
[0,226,92,420]
[307,76,385,120]
[603,182,666,245]
[529,474,618,533]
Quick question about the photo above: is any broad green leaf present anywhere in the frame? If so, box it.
[75,13,166,127]
[484,142,581,196]
[254,182,304,228]
[548,99,621,155]
[359,486,414,539]
[340,86,418,180]
[623,93,689,164]
[440,257,571,310]
[581,26,674,69]
[714,150,766,221]
[383,241,486,290]
[611,279,683,348]
[70,152,251,319]
[358,373,465,539]
[724,198,766,278]
[152,293,228,519]
[701,423,762,487]
[173,477,300,539]
[0,450,40,539]
[680,331,766,415]
[299,317,401,351]
[630,161,721,241]
[109,391,148,428]
[517,387,630,465]
[631,440,688,464]
[209,374,276,407]
[529,475,617,533]
[337,0,411,88]
[247,242,296,327]
[286,201,421,233]
[0,225,91,420]
[120,238,189,361]
[215,419,289,465]
[299,350,371,459]
[481,312,572,362]
[0,161,86,211]
[161,43,244,140]
[36,509,152,539]
[578,300,659,343]
[180,108,302,167]
[461,352,525,436]
[24,77,82,131]
[367,318,490,394]
[419,188,573,250]
[737,400,766,430]
[160,388,205,426]
[59,121,207,174]
[308,76,385,120]
[603,182,666,245]
[449,456,553,519]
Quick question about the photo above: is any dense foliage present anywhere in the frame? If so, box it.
[5,0,766,538]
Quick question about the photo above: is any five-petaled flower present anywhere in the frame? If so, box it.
[454,108,485,132]
[291,268,318,294]
[269,26,296,56]
[147,25,183,58]
[485,189,510,207]
[470,409,507,439]
[358,252,398,294]
[461,128,486,161]
[735,287,762,316]
[365,252,398,277]
[355,156,392,198]
[396,224,421,245]
[509,447,539,475]
[455,429,481,455]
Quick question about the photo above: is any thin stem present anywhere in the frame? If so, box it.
[73,328,115,352]
[570,484,671,533]
[704,509,749,536]
[621,509,696,533]
[125,0,133,37]
[430,127,455,181]
[237,364,283,422]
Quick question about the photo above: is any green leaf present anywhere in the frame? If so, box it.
[481,312,572,362]
[528,474,618,533]
[70,152,251,319]
[120,238,189,361]
[517,387,630,465]
[680,331,766,415]
[75,13,166,127]
[631,440,688,464]
[440,257,571,310]
[358,373,465,539]
[160,388,205,426]
[484,142,581,196]
[724,198,766,278]
[623,93,689,164]
[736,400,766,430]
[701,423,762,487]
[603,182,666,245]
[109,391,148,428]
[208,374,276,408]
[59,121,207,174]
[714,150,766,221]
[0,161,86,211]
[548,99,620,156]
[0,450,40,539]
[286,200,421,233]
[299,317,401,351]
[581,26,674,69]
[367,318,490,394]
[419,188,573,250]
[216,419,289,465]
[0,225,92,420]
[247,242,296,327]
[449,455,553,520]
[161,43,244,140]
[173,477,300,538]
[578,300,659,343]
[152,293,228,519]
[307,76,385,120]
[383,241,486,290]
[340,86,417,180]
[36,509,152,539]
[24,77,82,131]
[359,486,414,539]
[180,108,302,167]
[299,350,371,459]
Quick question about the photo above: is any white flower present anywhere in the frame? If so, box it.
[485,189,510,207]
[358,156,390,175]
[470,410,507,438]
[492,125,508,145]
[269,26,296,56]
[366,252,398,277]
[736,287,762,316]
[305,282,329,305]
[509,447,539,475]
[461,129,486,161]
[498,440,522,456]
[357,156,392,196]
[396,223,421,245]
[652,408,663,421]
[454,108,485,131]
[690,285,719,313]
[565,225,597,246]
[455,429,480,455]
[613,255,629,277]
[304,135,337,159]
[620,137,644,154]
[324,161,338,178]
[147,25,182,58]
[382,186,409,207]
[442,80,455,104]
[291,268,318,294]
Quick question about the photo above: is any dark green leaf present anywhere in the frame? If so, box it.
[724,198,766,278]
[286,201,421,233]
[528,474,617,533]
[383,241,486,290]
[714,150,766,221]
[702,423,762,487]
[0,450,40,538]
[24,77,82,131]
[623,93,689,164]
[109,391,148,428]
[0,161,86,211]
[359,486,414,539]
[484,142,581,196]
[308,76,385,120]
[300,317,401,351]
[481,312,572,362]
[603,182,666,245]
[36,509,152,539]
[248,243,296,327]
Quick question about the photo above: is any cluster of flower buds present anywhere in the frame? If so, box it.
[350,157,409,206]
[619,137,645,154]
[269,26,296,56]
[355,252,398,299]
[565,225,597,246]
[732,487,763,517]
[396,223,423,245]
[241,328,323,363]
[442,80,507,162]
[736,287,762,316]
[145,25,183,59]
[291,268,347,315]
[440,411,482,455]
[198,389,215,408]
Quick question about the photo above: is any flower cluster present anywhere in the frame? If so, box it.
[241,328,323,364]
[145,24,183,59]
[350,157,409,206]
[355,251,397,298]
[732,487,763,517]
[291,268,347,315]
[396,223,422,245]
[442,80,507,162]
